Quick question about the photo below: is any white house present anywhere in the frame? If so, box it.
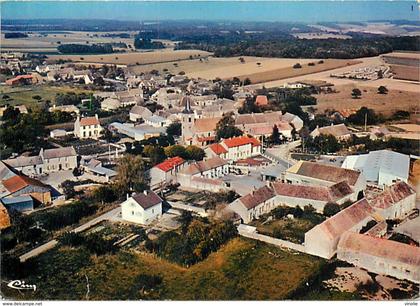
[205,136,262,162]
[121,190,163,225]
[341,150,410,188]
[74,114,103,139]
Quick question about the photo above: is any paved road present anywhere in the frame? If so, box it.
[20,207,121,262]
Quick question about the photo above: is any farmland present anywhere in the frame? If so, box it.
[2,238,325,300]
[313,84,420,116]
[47,49,212,66]
[0,85,92,108]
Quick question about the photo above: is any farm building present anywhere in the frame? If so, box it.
[304,181,417,259]
[228,180,354,223]
[337,232,420,283]
[304,198,374,259]
[310,123,352,141]
[341,150,410,187]
[121,191,162,225]
[284,161,366,201]
[368,181,416,220]
[5,74,33,86]
[129,105,153,122]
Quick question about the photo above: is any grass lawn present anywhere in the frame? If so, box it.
[0,85,92,108]
[2,237,326,300]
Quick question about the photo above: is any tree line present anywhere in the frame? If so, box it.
[57,43,114,54]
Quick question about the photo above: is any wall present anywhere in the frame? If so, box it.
[337,247,420,283]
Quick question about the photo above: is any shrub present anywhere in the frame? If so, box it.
[323,203,341,217]
[293,63,302,69]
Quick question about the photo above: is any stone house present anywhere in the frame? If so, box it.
[205,136,262,162]
[74,114,103,139]
[310,123,352,141]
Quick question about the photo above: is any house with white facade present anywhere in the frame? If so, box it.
[205,136,262,162]
[121,190,163,225]
[341,150,410,188]
[284,161,366,201]
[74,114,103,139]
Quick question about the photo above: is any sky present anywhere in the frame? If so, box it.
[1,1,419,23]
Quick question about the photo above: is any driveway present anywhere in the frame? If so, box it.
[19,206,121,262]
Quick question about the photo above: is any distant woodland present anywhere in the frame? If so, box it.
[57,43,114,54]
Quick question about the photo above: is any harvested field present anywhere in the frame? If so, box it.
[47,49,211,65]
[168,57,359,83]
[381,52,420,67]
[235,59,360,84]
[314,84,420,116]
[390,65,420,82]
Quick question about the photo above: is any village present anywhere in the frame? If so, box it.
[0,44,419,300]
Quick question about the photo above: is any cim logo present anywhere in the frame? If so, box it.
[7,280,36,291]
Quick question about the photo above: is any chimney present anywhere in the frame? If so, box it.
[143,190,148,195]
[95,113,98,119]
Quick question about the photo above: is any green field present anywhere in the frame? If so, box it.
[2,238,326,300]
[0,85,92,108]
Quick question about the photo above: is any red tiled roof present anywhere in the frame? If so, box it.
[291,161,361,186]
[6,75,33,82]
[239,186,275,210]
[209,143,228,155]
[2,175,48,194]
[155,156,185,172]
[370,181,415,210]
[255,95,268,106]
[80,116,100,126]
[196,135,215,143]
[315,198,374,240]
[222,136,261,148]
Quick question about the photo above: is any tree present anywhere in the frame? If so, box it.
[323,202,341,217]
[270,124,281,145]
[143,145,166,165]
[164,145,187,159]
[347,107,380,125]
[166,122,182,137]
[377,85,388,94]
[185,145,205,161]
[178,211,193,233]
[60,180,77,199]
[116,154,150,195]
[293,63,302,69]
[92,185,117,203]
[351,88,362,99]
[215,112,243,141]
[238,97,261,114]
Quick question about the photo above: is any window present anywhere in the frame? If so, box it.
[132,211,134,215]
[152,209,154,214]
